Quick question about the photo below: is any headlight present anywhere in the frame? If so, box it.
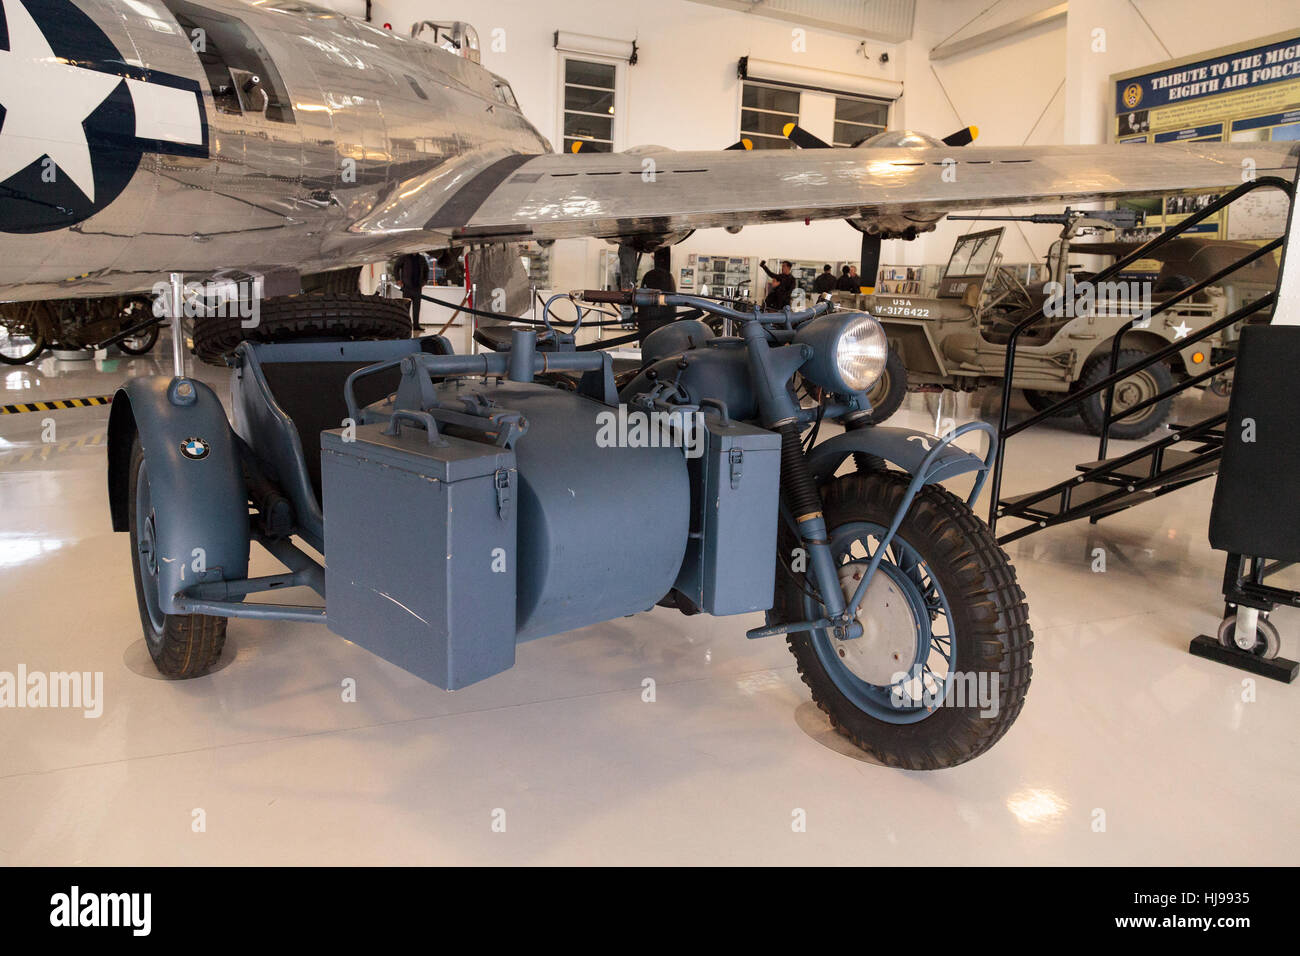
[793,313,890,394]
[835,314,890,391]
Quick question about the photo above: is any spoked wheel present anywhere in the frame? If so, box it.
[0,306,46,364]
[775,470,1033,769]
[128,437,230,678]
[118,322,160,355]
[1217,612,1281,660]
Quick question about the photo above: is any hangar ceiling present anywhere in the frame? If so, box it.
[685,0,916,43]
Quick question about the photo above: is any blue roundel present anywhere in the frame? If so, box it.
[180,437,209,460]
[0,0,208,234]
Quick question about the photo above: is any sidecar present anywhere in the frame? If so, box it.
[106,328,992,693]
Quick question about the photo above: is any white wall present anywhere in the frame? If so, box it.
[368,0,1299,288]
[1064,0,1300,145]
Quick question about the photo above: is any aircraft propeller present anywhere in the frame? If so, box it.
[781,122,979,293]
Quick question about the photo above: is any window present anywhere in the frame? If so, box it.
[561,57,617,152]
[411,21,482,64]
[494,81,519,110]
[740,83,800,149]
[162,0,294,123]
[833,95,889,147]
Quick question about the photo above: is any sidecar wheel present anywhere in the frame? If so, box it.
[128,437,229,679]
[775,470,1033,769]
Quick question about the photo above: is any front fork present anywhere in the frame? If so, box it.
[774,421,859,640]
[740,319,865,641]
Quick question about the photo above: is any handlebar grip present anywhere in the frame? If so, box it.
[579,289,633,304]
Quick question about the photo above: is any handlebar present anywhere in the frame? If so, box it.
[574,289,833,325]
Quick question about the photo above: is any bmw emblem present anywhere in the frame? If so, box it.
[181,437,209,460]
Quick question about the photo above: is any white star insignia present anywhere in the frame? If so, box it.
[0,0,124,201]
[1170,320,1193,340]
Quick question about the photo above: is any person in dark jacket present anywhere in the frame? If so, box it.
[395,252,430,334]
[636,266,678,340]
[835,264,857,292]
[759,259,795,310]
[813,264,837,295]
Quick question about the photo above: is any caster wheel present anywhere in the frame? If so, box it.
[1217,613,1281,660]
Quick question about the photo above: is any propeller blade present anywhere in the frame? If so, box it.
[941,125,979,147]
[725,138,754,150]
[783,122,832,150]
[858,233,882,295]
[570,140,588,153]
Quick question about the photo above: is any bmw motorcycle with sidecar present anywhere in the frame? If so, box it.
[106,290,1032,769]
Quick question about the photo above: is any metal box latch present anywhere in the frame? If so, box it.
[728,449,744,489]
[495,469,513,520]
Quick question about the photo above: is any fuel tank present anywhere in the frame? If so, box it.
[432,379,690,641]
[618,337,758,421]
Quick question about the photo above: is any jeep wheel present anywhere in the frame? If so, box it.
[128,437,229,678]
[864,348,907,423]
[774,471,1033,769]
[1077,348,1174,440]
[193,293,411,365]
[0,306,46,365]
[1023,388,1078,418]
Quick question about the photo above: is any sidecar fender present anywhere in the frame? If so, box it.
[806,425,993,487]
[107,376,250,614]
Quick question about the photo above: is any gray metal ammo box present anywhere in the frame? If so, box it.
[674,417,781,614]
[321,419,518,689]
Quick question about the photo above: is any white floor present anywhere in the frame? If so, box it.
[1,336,1296,865]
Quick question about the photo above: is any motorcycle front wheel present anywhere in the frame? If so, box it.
[773,470,1033,769]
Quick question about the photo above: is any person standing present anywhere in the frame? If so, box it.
[395,252,430,334]
[813,264,837,295]
[759,259,796,310]
[835,265,856,292]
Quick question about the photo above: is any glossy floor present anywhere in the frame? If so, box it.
[1,339,1295,865]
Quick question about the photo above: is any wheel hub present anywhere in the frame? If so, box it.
[1114,372,1154,411]
[834,562,921,686]
[138,512,158,577]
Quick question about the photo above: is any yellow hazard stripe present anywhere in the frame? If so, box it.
[0,429,106,463]
[0,395,113,415]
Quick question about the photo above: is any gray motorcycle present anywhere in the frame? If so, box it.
[107,290,1031,769]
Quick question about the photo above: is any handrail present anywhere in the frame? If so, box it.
[988,174,1295,533]
[1005,289,1273,439]
[1095,239,1281,458]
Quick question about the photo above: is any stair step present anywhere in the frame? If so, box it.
[1075,449,1210,481]
[1002,480,1155,519]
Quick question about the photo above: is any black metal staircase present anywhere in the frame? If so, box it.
[987,175,1295,545]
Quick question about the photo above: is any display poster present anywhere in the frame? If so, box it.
[1110,32,1299,249]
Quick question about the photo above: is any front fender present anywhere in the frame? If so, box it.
[806,424,992,486]
[107,376,250,614]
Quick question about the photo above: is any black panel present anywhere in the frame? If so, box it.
[259,361,402,499]
[1208,325,1300,561]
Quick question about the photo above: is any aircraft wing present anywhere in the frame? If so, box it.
[368,141,1299,245]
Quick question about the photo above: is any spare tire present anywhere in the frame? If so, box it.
[193,293,410,365]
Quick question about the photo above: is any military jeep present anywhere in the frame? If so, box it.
[837,216,1278,439]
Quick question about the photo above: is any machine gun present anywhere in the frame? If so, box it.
[949,207,1146,287]
[947,206,1144,237]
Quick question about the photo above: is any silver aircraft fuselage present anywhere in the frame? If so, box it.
[3,0,1296,305]
[0,0,549,301]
